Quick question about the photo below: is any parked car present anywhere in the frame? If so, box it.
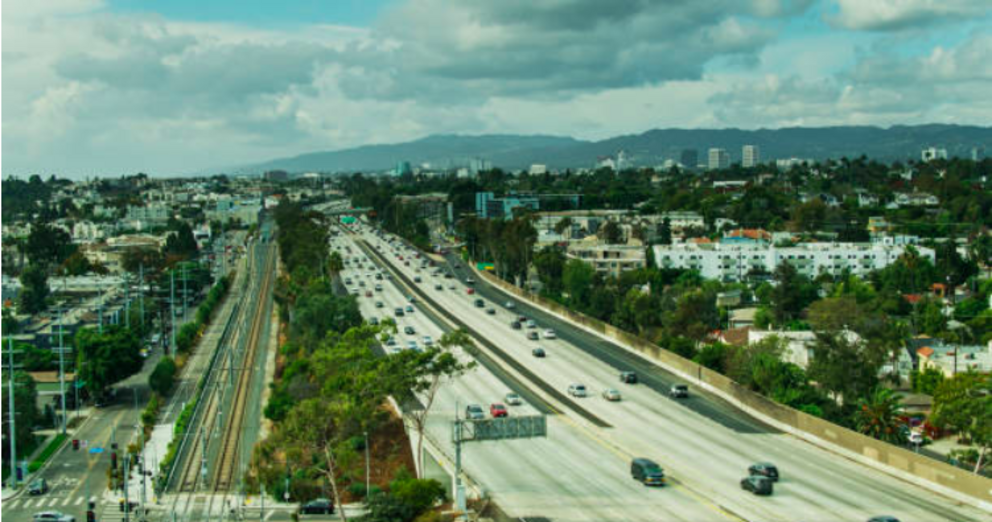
[33,512,75,522]
[669,384,689,398]
[490,403,508,418]
[532,347,546,358]
[407,341,420,352]
[567,384,588,397]
[542,329,556,339]
[602,389,622,402]
[866,517,901,522]
[385,336,397,347]
[619,371,638,384]
[465,404,485,420]
[365,290,372,298]
[299,498,335,514]
[504,393,523,406]
[748,462,779,482]
[740,476,773,496]
[630,458,665,486]
[28,478,48,495]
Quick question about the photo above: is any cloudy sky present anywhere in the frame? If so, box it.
[3,0,991,177]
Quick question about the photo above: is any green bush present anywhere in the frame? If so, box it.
[28,433,67,472]
[149,356,178,396]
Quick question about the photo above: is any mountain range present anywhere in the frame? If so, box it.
[238,124,992,174]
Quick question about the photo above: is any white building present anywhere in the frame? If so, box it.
[566,243,646,278]
[921,147,948,162]
[708,148,730,170]
[748,330,862,369]
[652,242,935,282]
[529,164,548,176]
[775,158,812,170]
[742,145,760,168]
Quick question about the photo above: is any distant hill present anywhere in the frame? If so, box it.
[240,124,992,174]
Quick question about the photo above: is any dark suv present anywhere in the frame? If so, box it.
[741,475,773,496]
[619,371,638,384]
[630,458,665,486]
[299,498,334,514]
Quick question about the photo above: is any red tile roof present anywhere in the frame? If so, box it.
[916,346,935,358]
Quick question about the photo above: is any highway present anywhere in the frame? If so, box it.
[341,222,990,522]
[333,232,733,522]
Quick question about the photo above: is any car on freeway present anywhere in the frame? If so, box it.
[504,393,523,406]
[567,384,588,397]
[368,317,379,326]
[866,517,901,522]
[631,458,665,486]
[474,299,485,308]
[466,288,475,295]
[422,336,433,346]
[542,329,556,339]
[490,403,509,417]
[504,300,515,309]
[28,478,48,495]
[510,320,522,330]
[740,475,773,496]
[344,278,352,285]
[486,308,496,315]
[375,301,384,308]
[669,384,689,398]
[532,347,546,358]
[385,336,397,347]
[602,388,622,401]
[365,290,372,298]
[414,276,422,283]
[619,371,638,384]
[33,512,75,522]
[404,326,416,335]
[748,462,779,482]
[465,277,475,285]
[406,305,415,313]
[465,404,485,420]
[407,341,420,352]
[525,320,537,329]
[375,284,383,291]
[394,307,405,317]
[448,283,456,290]
[527,331,539,340]
[299,498,335,514]
[435,284,443,290]
[408,296,417,303]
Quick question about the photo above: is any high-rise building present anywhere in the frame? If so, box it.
[469,158,492,175]
[708,148,730,170]
[921,147,947,162]
[742,145,760,168]
[680,149,698,170]
[395,161,413,176]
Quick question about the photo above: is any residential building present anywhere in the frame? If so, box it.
[742,145,760,168]
[893,192,939,207]
[749,329,862,370]
[566,243,646,278]
[708,148,730,170]
[921,147,948,162]
[775,158,812,170]
[680,149,699,170]
[651,242,935,282]
[916,341,992,377]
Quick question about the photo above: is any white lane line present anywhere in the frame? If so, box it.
[62,496,72,506]
[22,498,35,508]
[5,499,21,509]
[264,509,276,521]
[75,496,85,505]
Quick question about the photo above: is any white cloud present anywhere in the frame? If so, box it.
[828,0,992,31]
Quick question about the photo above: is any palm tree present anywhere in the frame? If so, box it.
[853,387,906,444]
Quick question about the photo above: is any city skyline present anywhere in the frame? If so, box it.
[3,0,992,176]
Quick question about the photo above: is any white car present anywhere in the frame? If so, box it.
[34,513,76,522]
[542,329,557,339]
[505,392,523,406]
[567,384,587,397]
[422,336,434,347]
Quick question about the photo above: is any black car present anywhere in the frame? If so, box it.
[510,320,522,330]
[741,476,773,496]
[619,371,638,384]
[866,517,901,522]
[748,462,779,482]
[299,498,335,514]
[404,326,416,335]
[474,299,485,308]
[532,347,546,358]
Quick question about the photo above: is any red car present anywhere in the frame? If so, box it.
[365,291,372,298]
[490,403,508,418]
[467,288,475,295]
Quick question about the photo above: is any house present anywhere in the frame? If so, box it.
[892,192,939,208]
[916,342,992,377]
[729,307,758,328]
[748,330,862,370]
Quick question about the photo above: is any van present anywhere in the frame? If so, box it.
[631,458,665,486]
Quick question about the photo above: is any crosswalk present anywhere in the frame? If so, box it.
[4,494,98,509]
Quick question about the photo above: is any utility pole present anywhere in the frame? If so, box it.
[125,272,131,329]
[364,431,370,497]
[5,336,21,488]
[182,264,188,323]
[139,263,145,327]
[58,303,68,436]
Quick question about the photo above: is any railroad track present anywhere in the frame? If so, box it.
[211,239,276,492]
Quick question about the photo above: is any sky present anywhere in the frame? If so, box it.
[2,0,991,177]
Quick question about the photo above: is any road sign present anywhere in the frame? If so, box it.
[89,447,104,454]
[457,415,547,441]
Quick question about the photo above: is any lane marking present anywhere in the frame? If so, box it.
[75,496,85,505]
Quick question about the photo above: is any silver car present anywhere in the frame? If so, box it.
[505,393,523,406]
[465,404,485,420]
[34,512,76,522]
[567,384,588,397]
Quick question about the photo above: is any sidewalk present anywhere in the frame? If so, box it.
[1,425,77,500]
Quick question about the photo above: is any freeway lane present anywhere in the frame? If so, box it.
[361,225,990,522]
[333,233,736,522]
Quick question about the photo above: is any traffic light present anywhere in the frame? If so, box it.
[111,451,118,470]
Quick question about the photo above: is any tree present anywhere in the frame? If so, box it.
[807,297,865,332]
[599,220,622,244]
[400,330,476,477]
[18,263,50,314]
[664,289,718,341]
[910,366,945,395]
[149,356,177,396]
[853,387,906,444]
[770,262,815,325]
[658,218,672,245]
[931,372,992,473]
[1,371,40,457]
[328,251,345,275]
[59,250,106,276]
[162,222,198,260]
[121,247,164,274]
[562,259,595,307]
[807,332,883,406]
[532,247,566,297]
[75,326,143,400]
[291,280,362,348]
[25,222,75,267]
[553,217,573,236]
[790,198,827,232]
